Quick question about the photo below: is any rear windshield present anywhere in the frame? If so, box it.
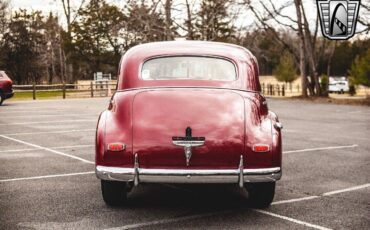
[141,56,236,81]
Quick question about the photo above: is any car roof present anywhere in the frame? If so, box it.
[124,41,255,62]
[118,41,260,91]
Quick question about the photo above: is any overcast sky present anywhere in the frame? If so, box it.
[8,0,367,39]
[8,0,318,24]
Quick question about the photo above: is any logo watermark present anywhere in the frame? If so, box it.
[317,0,360,40]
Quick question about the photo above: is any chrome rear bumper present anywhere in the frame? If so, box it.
[96,166,281,186]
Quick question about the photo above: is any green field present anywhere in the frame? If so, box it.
[10,91,64,100]
[9,89,110,101]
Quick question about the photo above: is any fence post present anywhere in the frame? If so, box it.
[62,83,66,99]
[269,84,273,95]
[33,83,36,100]
[282,84,285,96]
[90,81,94,98]
[277,84,280,96]
[106,81,109,97]
[262,83,265,94]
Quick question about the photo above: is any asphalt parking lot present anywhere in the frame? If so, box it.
[0,97,369,230]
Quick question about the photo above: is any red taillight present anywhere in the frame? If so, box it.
[253,144,270,152]
[107,143,126,151]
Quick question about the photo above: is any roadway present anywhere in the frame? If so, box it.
[0,97,369,229]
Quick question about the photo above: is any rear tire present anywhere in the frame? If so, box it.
[245,182,275,208]
[0,91,4,106]
[101,180,128,206]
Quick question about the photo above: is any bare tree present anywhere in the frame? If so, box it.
[164,0,174,40]
[244,0,324,96]
[357,1,370,34]
[185,0,195,39]
[0,0,9,36]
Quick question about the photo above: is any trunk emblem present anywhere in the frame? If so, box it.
[172,127,205,166]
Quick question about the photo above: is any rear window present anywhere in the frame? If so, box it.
[141,56,236,81]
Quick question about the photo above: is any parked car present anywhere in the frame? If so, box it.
[0,71,14,105]
[95,41,283,208]
[329,80,349,94]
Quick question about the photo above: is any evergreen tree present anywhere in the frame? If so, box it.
[1,10,47,84]
[71,0,125,76]
[195,0,234,42]
[274,51,297,83]
[123,2,168,47]
[350,49,370,87]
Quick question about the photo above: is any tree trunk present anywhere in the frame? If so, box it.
[300,1,320,96]
[165,0,173,40]
[294,0,308,97]
[59,37,65,84]
[299,41,308,97]
[185,0,194,39]
[327,41,337,77]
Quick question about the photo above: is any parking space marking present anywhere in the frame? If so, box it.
[322,183,370,196]
[272,182,370,205]
[105,211,232,230]
[0,135,94,164]
[0,144,94,153]
[3,129,95,136]
[283,144,358,154]
[271,196,319,205]
[0,119,96,126]
[105,208,331,230]
[254,209,331,230]
[0,171,94,182]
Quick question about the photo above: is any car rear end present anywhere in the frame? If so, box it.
[95,41,282,207]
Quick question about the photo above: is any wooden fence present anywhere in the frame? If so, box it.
[261,83,302,97]
[12,82,304,100]
[13,82,117,100]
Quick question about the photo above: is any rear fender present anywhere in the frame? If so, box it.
[95,92,135,167]
[241,93,281,168]
[268,111,282,167]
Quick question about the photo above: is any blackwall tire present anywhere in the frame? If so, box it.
[0,92,4,106]
[245,182,275,208]
[101,180,128,206]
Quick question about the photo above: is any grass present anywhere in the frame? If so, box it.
[9,90,97,101]
[10,91,64,100]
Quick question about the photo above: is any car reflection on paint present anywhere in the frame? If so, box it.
[95,41,283,208]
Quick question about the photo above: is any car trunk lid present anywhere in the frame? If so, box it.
[132,88,245,169]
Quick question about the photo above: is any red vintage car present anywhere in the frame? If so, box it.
[95,41,282,208]
[0,71,14,105]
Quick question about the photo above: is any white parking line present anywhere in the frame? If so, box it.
[0,144,94,153]
[283,144,358,154]
[105,208,331,230]
[271,196,319,205]
[0,171,94,182]
[3,129,95,136]
[322,183,370,196]
[272,182,370,205]
[0,135,94,164]
[0,119,96,126]
[254,210,331,230]
[105,211,231,230]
